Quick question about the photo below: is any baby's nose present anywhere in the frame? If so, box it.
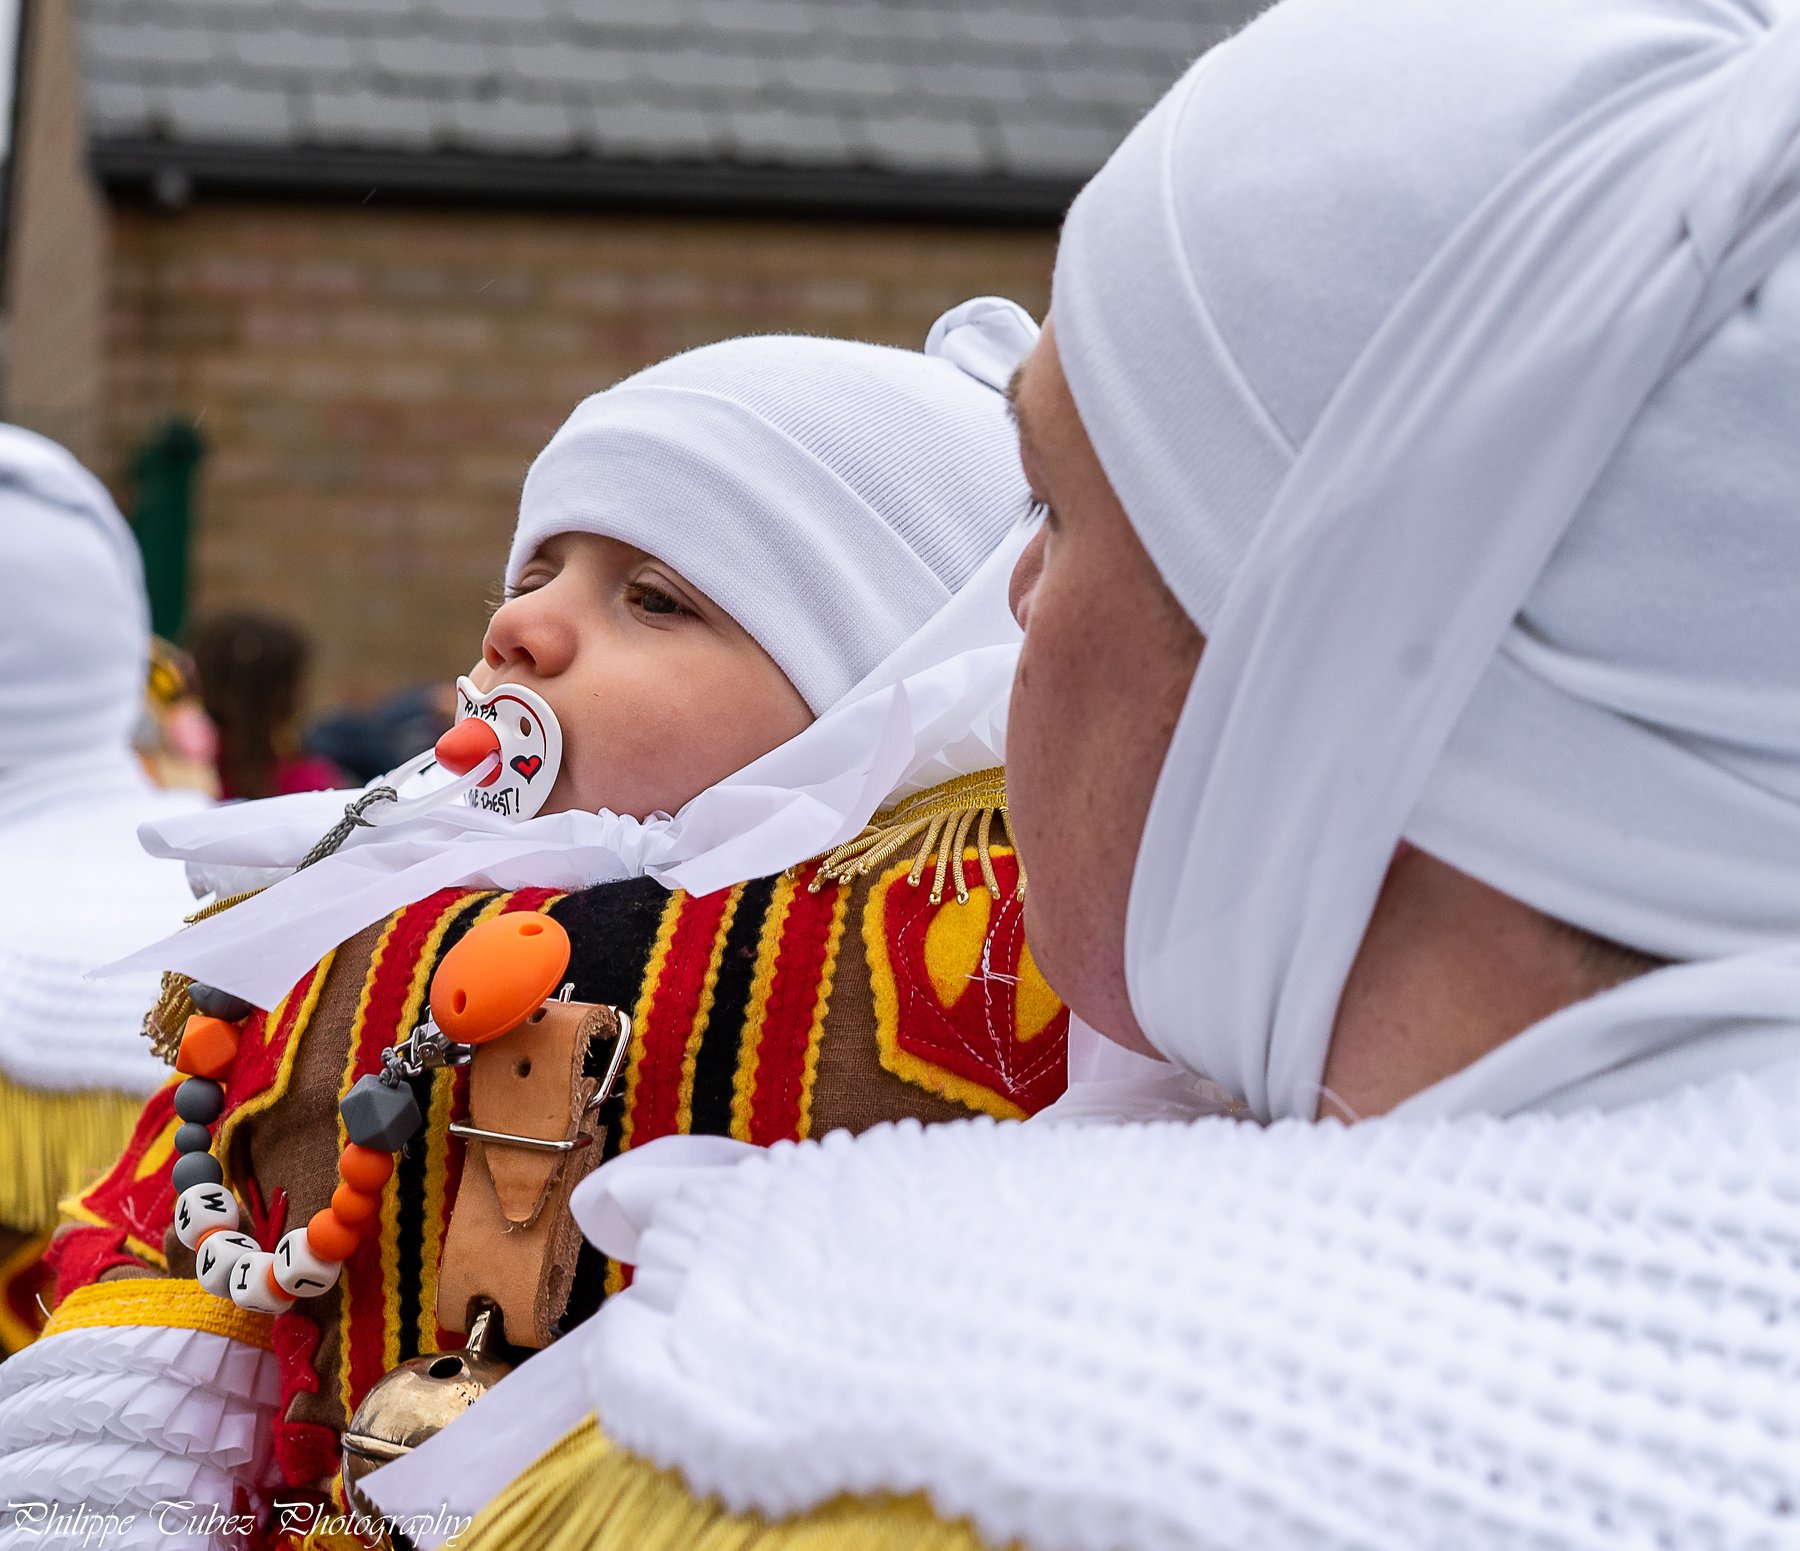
[481,591,577,678]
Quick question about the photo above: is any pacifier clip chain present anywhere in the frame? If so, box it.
[169,911,604,1314]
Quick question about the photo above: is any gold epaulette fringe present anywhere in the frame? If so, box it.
[143,886,265,1065]
[455,1415,997,1551]
[0,1072,149,1230]
[809,767,1023,905]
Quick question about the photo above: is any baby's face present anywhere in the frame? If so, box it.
[469,532,812,819]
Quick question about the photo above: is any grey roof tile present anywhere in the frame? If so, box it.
[574,95,723,158]
[370,32,501,84]
[82,17,218,67]
[555,0,698,34]
[77,0,1262,183]
[163,79,296,143]
[953,7,1075,50]
[646,46,776,93]
[504,39,634,90]
[694,0,819,38]
[83,73,155,136]
[774,48,901,101]
[994,109,1124,177]
[853,108,988,175]
[723,103,856,164]
[232,26,361,74]
[302,83,445,149]
[446,94,577,153]
[828,4,952,45]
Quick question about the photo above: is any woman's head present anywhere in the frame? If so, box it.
[481,317,1033,818]
[1008,0,1800,1115]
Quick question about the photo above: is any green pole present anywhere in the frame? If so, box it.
[132,418,204,642]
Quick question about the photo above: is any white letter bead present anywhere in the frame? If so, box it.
[195,1231,262,1297]
[272,1228,341,1297]
[228,1250,295,1314]
[173,1183,241,1249]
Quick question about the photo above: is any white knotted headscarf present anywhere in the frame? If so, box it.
[0,424,149,769]
[0,425,205,1101]
[116,304,1038,1006]
[1054,0,1800,1120]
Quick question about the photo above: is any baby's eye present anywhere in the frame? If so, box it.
[625,582,693,619]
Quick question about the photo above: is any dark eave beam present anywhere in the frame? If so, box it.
[91,139,1077,226]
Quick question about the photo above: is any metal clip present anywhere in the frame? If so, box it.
[382,1017,475,1083]
[446,1122,594,1153]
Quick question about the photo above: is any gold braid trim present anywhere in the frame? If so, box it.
[457,1415,1001,1551]
[811,767,1022,906]
[0,1073,148,1231]
[41,1276,276,1350]
[143,886,267,1065]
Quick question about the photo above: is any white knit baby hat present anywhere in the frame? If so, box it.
[508,302,1035,713]
[1054,0,1800,1117]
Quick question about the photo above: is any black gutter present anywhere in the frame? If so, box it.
[91,139,1078,226]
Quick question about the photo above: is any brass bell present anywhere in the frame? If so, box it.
[340,1302,514,1515]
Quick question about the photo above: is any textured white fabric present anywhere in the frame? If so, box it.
[578,1064,1800,1551]
[1053,0,1800,1119]
[0,1322,281,1550]
[0,426,148,770]
[113,526,1030,1008]
[0,752,202,1098]
[508,304,1035,715]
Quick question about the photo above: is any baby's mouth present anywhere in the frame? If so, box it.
[436,676,565,822]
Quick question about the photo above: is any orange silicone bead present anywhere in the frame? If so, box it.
[266,1264,290,1301]
[175,1015,241,1079]
[429,912,570,1045]
[306,1208,361,1263]
[338,1144,396,1193]
[330,1183,378,1224]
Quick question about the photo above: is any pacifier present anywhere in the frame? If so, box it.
[434,676,564,822]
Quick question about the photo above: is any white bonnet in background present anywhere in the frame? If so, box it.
[0,424,149,767]
[508,301,1036,713]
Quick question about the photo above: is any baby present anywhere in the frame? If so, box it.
[466,326,1029,823]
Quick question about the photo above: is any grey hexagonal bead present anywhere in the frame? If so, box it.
[340,1074,421,1152]
[173,1121,214,1155]
[189,983,255,1022]
[174,1077,226,1124]
[171,1150,225,1193]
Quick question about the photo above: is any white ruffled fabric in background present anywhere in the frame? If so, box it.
[0,752,204,1096]
[0,1322,280,1549]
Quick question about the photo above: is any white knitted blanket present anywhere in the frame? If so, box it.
[587,1063,1800,1551]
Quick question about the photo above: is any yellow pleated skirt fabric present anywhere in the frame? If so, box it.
[453,1415,1003,1551]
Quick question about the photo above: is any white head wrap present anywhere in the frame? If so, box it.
[0,425,203,1110]
[509,312,1030,713]
[117,305,1038,1006]
[0,424,149,768]
[1053,0,1800,1119]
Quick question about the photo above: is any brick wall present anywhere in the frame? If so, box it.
[102,200,1053,715]
[4,0,110,465]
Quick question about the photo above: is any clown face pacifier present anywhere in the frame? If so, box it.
[434,677,564,821]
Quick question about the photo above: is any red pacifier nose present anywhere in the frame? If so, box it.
[435,717,502,785]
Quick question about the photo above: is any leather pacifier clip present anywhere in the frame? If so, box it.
[436,997,627,1349]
